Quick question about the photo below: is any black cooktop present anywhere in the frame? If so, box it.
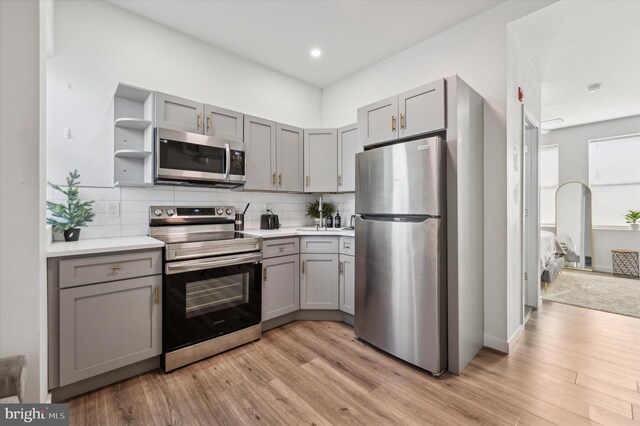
[152,231,254,244]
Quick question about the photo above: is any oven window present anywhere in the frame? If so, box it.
[160,139,225,174]
[185,272,249,318]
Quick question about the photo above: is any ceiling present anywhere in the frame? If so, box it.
[106,0,502,88]
[511,0,640,130]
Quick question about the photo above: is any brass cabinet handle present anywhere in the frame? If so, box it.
[338,175,342,186]
[302,261,305,274]
[111,265,122,271]
[263,267,267,281]
[207,114,211,131]
[339,261,343,275]
[198,113,203,130]
[272,172,276,186]
[155,286,159,305]
[278,173,282,186]
[391,115,396,131]
[400,112,405,129]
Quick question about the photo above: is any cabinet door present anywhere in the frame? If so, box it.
[300,253,339,310]
[262,255,300,321]
[398,79,446,138]
[337,124,360,193]
[339,255,355,315]
[304,129,338,193]
[276,124,304,192]
[204,104,244,142]
[59,275,161,386]
[154,92,204,134]
[244,115,277,191]
[357,95,398,147]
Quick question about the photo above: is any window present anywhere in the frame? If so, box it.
[589,134,640,226]
[539,145,559,225]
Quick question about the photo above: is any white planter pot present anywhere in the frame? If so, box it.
[630,223,640,231]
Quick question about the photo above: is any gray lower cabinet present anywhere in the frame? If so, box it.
[337,124,359,193]
[304,129,338,193]
[204,104,243,142]
[262,254,300,321]
[300,253,339,310]
[244,115,277,191]
[154,92,204,134]
[59,275,162,386]
[339,255,355,315]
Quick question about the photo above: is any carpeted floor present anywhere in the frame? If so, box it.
[542,268,640,318]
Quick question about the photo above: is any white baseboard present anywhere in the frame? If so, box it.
[507,324,524,352]
[483,334,509,353]
[593,265,612,273]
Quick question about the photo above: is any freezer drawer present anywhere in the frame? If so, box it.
[355,137,445,216]
[354,216,447,373]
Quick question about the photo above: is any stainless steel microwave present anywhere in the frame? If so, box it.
[154,128,246,188]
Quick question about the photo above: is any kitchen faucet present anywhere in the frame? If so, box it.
[316,195,327,231]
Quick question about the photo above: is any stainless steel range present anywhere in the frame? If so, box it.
[149,205,262,372]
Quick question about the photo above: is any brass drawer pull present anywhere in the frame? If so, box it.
[197,113,203,129]
[111,265,123,271]
[391,115,396,131]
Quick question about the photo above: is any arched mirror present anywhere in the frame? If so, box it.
[555,182,593,271]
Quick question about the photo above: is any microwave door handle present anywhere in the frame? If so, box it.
[225,143,231,179]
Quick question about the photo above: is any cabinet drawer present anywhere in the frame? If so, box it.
[300,237,338,254]
[339,237,355,256]
[263,237,299,259]
[59,250,162,288]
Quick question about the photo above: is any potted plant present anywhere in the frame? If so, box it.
[626,210,640,231]
[47,170,95,241]
[306,199,336,226]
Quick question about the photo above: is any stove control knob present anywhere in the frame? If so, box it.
[226,208,233,215]
[154,208,163,217]
[166,208,175,216]
[216,208,224,215]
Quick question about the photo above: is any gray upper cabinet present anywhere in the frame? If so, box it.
[262,254,300,321]
[276,124,304,192]
[204,104,243,142]
[304,129,338,193]
[59,275,162,386]
[357,95,398,147]
[398,79,446,138]
[300,253,339,310]
[339,254,355,315]
[337,124,359,193]
[244,115,277,191]
[357,78,447,148]
[154,92,204,134]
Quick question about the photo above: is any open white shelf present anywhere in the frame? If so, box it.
[114,149,152,159]
[114,118,152,131]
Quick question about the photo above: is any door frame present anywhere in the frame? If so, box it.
[521,105,541,318]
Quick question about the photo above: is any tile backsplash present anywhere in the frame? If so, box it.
[48,186,355,240]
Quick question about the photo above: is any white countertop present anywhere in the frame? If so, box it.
[242,227,355,239]
[47,236,165,258]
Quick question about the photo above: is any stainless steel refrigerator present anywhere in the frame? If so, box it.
[354,136,447,374]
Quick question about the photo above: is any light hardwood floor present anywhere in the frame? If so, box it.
[68,301,640,425]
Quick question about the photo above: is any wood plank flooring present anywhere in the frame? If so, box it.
[68,301,640,425]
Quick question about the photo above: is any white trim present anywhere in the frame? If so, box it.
[483,334,509,353]
[588,132,640,144]
[508,324,525,352]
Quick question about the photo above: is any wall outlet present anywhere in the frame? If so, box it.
[108,202,120,218]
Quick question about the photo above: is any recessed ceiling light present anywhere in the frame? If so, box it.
[586,83,601,93]
[310,49,322,58]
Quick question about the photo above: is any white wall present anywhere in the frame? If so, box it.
[321,0,552,351]
[47,0,323,188]
[541,115,640,272]
[0,0,46,402]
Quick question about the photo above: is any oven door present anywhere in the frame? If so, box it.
[164,252,262,352]
[156,128,228,182]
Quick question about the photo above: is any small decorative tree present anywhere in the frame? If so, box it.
[47,170,95,241]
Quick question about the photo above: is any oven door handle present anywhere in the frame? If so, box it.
[166,252,262,275]
[225,142,231,179]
